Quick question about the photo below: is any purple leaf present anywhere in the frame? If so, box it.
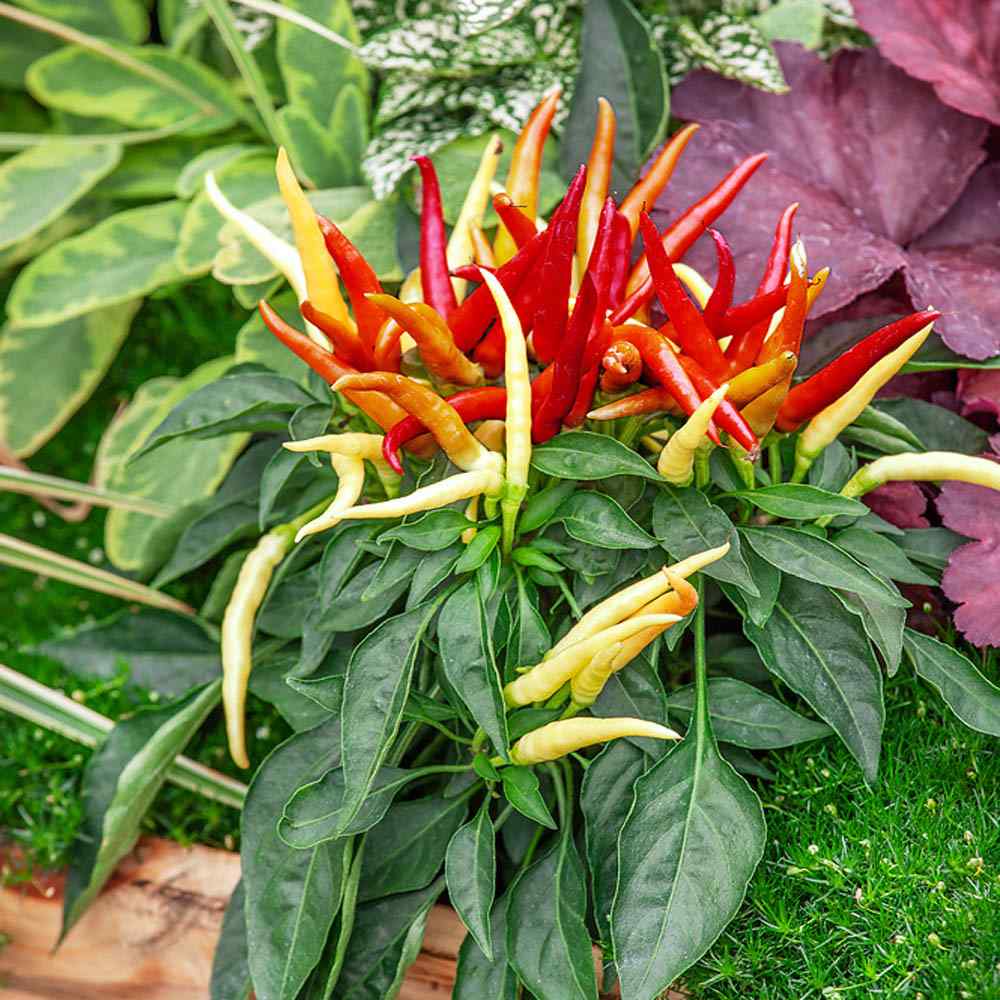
[863,482,929,529]
[853,0,1000,126]
[915,164,1000,250]
[957,370,1000,420]
[937,478,1000,647]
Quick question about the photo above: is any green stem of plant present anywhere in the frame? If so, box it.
[695,447,712,489]
[494,802,515,832]
[693,576,709,740]
[768,441,783,484]
[548,761,567,826]
[520,824,545,870]
[560,758,575,822]
[325,837,365,990]
[501,483,527,557]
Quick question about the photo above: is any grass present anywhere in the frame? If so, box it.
[1,283,998,997]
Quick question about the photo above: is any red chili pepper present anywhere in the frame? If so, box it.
[413,155,458,320]
[583,198,618,307]
[725,202,797,370]
[452,263,493,282]
[531,164,588,364]
[614,153,768,322]
[757,240,808,364]
[678,355,759,454]
[639,212,729,379]
[533,275,599,441]
[607,210,632,311]
[299,301,374,372]
[316,215,385,354]
[715,285,789,340]
[616,323,712,438]
[775,310,941,430]
[702,229,734,334]
[492,193,537,250]
[563,320,614,427]
[382,386,508,473]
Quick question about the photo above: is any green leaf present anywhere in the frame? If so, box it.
[26,43,242,135]
[0,142,120,250]
[7,200,186,327]
[806,439,852,493]
[744,576,884,782]
[832,527,937,586]
[0,301,139,458]
[551,491,657,550]
[897,527,966,572]
[611,731,765,1000]
[37,608,220,698]
[211,882,252,1000]
[132,369,315,459]
[652,487,759,595]
[241,719,350,1000]
[360,795,468,902]
[561,0,667,191]
[506,572,550,674]
[532,431,661,482]
[903,630,1000,737]
[720,544,780,627]
[580,739,649,947]
[740,525,909,608]
[904,336,1000,372]
[453,899,518,1000]
[93,135,219,200]
[835,589,905,677]
[439,578,509,758]
[667,678,831,748]
[507,829,598,1000]
[592,654,671,756]
[754,0,826,47]
[499,766,556,829]
[876,398,988,455]
[336,879,443,999]
[454,525,501,575]
[233,290,313,383]
[722,484,868,521]
[377,509,472,551]
[61,679,221,941]
[176,143,269,198]
[446,802,496,961]
[339,600,443,833]
[848,403,924,453]
[98,358,249,576]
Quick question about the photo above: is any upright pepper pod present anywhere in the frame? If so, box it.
[657,384,729,484]
[757,239,809,364]
[701,230,735,334]
[299,301,374,372]
[494,87,561,263]
[577,97,617,273]
[491,193,539,250]
[507,717,680,765]
[724,352,797,408]
[413,155,458,319]
[792,323,935,481]
[678,355,759,455]
[587,386,680,421]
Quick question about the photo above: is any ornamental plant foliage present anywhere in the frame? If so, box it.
[5,73,1000,1000]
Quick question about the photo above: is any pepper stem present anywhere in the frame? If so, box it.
[693,575,709,740]
[501,481,527,556]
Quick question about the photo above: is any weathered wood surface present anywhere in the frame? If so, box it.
[0,836,685,999]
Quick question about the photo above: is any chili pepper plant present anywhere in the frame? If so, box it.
[7,81,1000,1000]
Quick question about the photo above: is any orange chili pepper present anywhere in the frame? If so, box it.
[726,351,797,408]
[757,240,808,364]
[600,340,643,392]
[577,96,617,273]
[588,386,681,421]
[469,224,495,267]
[299,301,374,372]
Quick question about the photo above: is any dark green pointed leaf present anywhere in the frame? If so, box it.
[580,740,649,947]
[897,527,966,572]
[876,398,988,455]
[722,483,868,520]
[454,525,501,575]
[61,680,221,941]
[592,653,669,756]
[378,508,473,551]
[532,431,660,481]
[740,525,908,608]
[320,561,410,633]
[439,578,509,757]
[720,544,780,627]
[241,719,348,1000]
[806,439,852,493]
[446,802,496,959]
[552,491,657,550]
[653,487,758,595]
[835,589,906,676]
[832,527,937,586]
[668,678,831,749]
[904,630,1000,736]
[507,831,598,1000]
[453,899,518,1000]
[362,543,424,601]
[611,732,765,1000]
[744,576,884,782]
[499,766,556,829]
[211,881,252,1000]
[407,542,463,607]
[520,480,577,532]
[359,795,468,902]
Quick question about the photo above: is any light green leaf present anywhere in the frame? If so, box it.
[0,301,139,458]
[26,42,242,135]
[0,142,121,251]
[92,135,219,200]
[7,200,186,327]
[61,679,221,942]
[176,143,270,199]
[754,0,826,48]
[17,0,150,42]
[235,293,313,382]
[446,803,496,961]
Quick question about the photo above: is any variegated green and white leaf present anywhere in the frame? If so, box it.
[0,204,104,274]
[359,13,463,73]
[17,0,151,42]
[232,276,283,311]
[0,302,140,458]
[175,143,270,199]
[99,357,249,577]
[92,135,220,201]
[7,201,186,328]
[450,0,533,35]
[276,0,369,188]
[0,142,121,251]
[175,154,277,276]
[26,42,243,135]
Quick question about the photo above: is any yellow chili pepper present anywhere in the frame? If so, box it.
[505,614,681,708]
[674,263,713,309]
[284,432,396,482]
[366,294,483,386]
[333,372,498,473]
[275,148,350,326]
[657,383,729,485]
[569,643,624,708]
[222,529,292,768]
[549,544,728,657]
[479,267,531,553]
[293,453,366,541]
[469,224,495,267]
[508,717,681,765]
[792,324,934,482]
[448,134,502,301]
[727,352,797,407]
[577,97,617,273]
[473,418,506,453]
[740,381,790,440]
[841,451,1000,499]
[494,87,561,263]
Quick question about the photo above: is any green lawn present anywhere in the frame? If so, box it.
[1,284,997,998]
